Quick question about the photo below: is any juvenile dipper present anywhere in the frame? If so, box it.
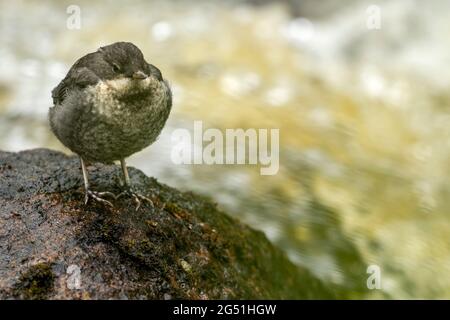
[49,42,172,208]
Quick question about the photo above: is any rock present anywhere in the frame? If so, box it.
[0,148,342,299]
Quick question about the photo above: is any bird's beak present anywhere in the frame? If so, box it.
[132,71,147,79]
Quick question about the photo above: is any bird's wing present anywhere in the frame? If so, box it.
[51,66,101,105]
[51,80,68,105]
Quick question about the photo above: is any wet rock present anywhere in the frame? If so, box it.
[0,148,342,299]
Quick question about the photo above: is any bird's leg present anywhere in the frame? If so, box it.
[117,158,153,210]
[80,157,115,207]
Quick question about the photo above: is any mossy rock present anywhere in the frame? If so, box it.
[0,149,343,299]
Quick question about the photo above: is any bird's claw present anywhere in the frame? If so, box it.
[84,190,116,207]
[116,188,153,211]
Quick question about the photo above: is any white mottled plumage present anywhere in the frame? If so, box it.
[88,77,154,117]
[50,75,171,163]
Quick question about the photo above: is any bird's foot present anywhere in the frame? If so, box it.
[116,187,153,211]
[84,190,116,207]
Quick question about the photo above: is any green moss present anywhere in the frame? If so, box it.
[14,263,55,299]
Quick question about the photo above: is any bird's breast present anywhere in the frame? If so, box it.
[71,76,171,162]
[86,77,159,119]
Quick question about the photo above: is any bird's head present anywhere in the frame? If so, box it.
[98,42,163,82]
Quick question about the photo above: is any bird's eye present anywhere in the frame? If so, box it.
[112,63,121,73]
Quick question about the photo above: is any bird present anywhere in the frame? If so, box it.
[49,42,172,209]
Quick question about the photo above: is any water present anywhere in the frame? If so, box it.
[1,0,449,299]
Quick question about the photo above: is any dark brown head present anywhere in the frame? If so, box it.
[98,42,163,81]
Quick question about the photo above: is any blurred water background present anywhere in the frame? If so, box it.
[1,0,449,299]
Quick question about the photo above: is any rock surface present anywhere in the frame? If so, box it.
[0,148,341,299]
